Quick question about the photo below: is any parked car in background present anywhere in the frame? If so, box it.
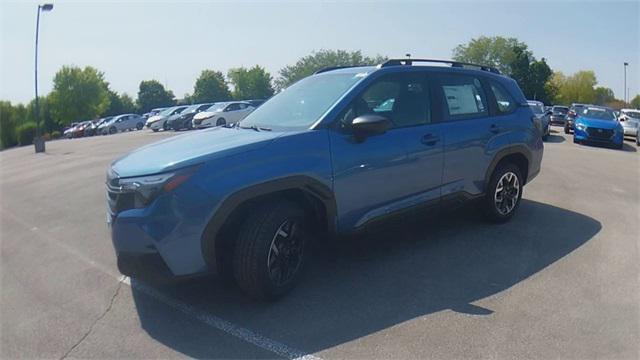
[107,59,543,300]
[573,106,623,149]
[192,101,255,128]
[63,122,79,139]
[166,103,214,130]
[142,107,168,120]
[565,103,590,134]
[550,105,569,125]
[528,100,550,140]
[70,121,92,138]
[246,99,266,108]
[618,108,640,139]
[85,117,114,137]
[99,114,145,135]
[146,106,188,132]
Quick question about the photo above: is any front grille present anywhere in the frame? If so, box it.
[586,127,614,139]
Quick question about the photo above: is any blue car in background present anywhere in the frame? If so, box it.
[573,106,624,149]
[107,59,543,300]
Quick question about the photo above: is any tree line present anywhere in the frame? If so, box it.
[2,40,639,149]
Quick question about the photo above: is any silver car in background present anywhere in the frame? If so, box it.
[99,114,145,135]
[618,109,640,138]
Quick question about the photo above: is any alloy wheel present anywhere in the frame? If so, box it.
[494,172,520,215]
[266,219,304,286]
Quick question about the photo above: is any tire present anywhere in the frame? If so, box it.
[573,137,579,144]
[481,163,523,223]
[564,126,570,134]
[233,199,309,300]
[162,121,168,131]
[152,128,158,132]
[216,118,226,127]
[136,122,143,130]
[109,126,117,135]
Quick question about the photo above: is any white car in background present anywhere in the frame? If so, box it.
[618,108,640,138]
[192,101,255,128]
[145,106,188,132]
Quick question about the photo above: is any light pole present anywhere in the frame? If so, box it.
[623,62,628,104]
[34,3,53,153]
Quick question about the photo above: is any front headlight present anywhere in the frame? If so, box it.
[576,124,587,131]
[110,165,200,209]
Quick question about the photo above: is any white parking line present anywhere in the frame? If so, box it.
[2,208,323,360]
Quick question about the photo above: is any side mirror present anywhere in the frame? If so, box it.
[351,114,391,140]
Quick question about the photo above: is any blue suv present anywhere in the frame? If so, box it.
[107,59,543,300]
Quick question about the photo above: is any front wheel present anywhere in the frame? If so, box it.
[233,200,308,300]
[216,118,226,126]
[564,127,570,134]
[481,163,523,223]
[109,126,117,135]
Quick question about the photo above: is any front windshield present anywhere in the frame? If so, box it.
[623,110,640,119]
[183,104,201,113]
[240,72,366,129]
[529,104,544,114]
[205,103,227,112]
[583,108,616,120]
[158,107,176,116]
[553,106,568,113]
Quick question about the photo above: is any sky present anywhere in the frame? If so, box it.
[1,0,639,104]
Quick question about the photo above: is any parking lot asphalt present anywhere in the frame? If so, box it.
[1,128,639,359]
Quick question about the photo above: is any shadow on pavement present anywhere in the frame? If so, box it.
[545,134,565,143]
[131,199,601,358]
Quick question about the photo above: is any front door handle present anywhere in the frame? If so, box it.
[490,124,501,134]
[421,134,440,146]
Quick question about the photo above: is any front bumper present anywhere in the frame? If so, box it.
[574,127,623,145]
[550,116,566,125]
[622,126,638,137]
[108,177,217,279]
[148,120,164,130]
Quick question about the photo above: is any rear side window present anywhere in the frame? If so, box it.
[439,75,488,120]
[490,81,516,114]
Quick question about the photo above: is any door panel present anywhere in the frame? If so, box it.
[330,72,444,231]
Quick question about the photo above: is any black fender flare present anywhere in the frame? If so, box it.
[200,175,336,271]
[483,145,533,190]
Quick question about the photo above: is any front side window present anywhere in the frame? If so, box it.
[490,81,516,114]
[439,75,488,120]
[337,73,431,129]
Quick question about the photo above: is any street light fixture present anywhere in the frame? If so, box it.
[623,62,629,104]
[34,3,54,153]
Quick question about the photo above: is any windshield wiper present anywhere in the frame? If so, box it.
[238,124,271,132]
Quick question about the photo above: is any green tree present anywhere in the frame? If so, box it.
[629,94,640,108]
[48,65,110,127]
[105,90,137,116]
[137,80,175,113]
[453,36,554,103]
[275,49,388,89]
[0,101,18,149]
[452,36,532,75]
[192,70,231,103]
[228,66,274,100]
[593,87,616,105]
[552,70,598,105]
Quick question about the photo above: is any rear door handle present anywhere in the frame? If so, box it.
[490,124,501,133]
[421,134,440,146]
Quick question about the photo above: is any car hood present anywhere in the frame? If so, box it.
[576,117,620,129]
[146,115,165,123]
[110,127,283,177]
[194,111,220,120]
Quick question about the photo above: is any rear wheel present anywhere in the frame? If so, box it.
[152,128,158,132]
[109,126,117,135]
[481,163,523,223]
[233,200,308,300]
[136,122,143,130]
[216,118,226,126]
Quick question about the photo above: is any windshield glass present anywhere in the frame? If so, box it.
[553,106,568,113]
[240,72,366,129]
[622,110,640,119]
[205,103,227,112]
[183,104,201,113]
[583,108,616,120]
[158,107,177,116]
[529,104,544,114]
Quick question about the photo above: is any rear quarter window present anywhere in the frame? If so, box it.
[489,81,517,115]
[438,75,488,120]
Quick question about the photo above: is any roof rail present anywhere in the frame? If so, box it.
[314,65,368,74]
[380,58,501,74]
